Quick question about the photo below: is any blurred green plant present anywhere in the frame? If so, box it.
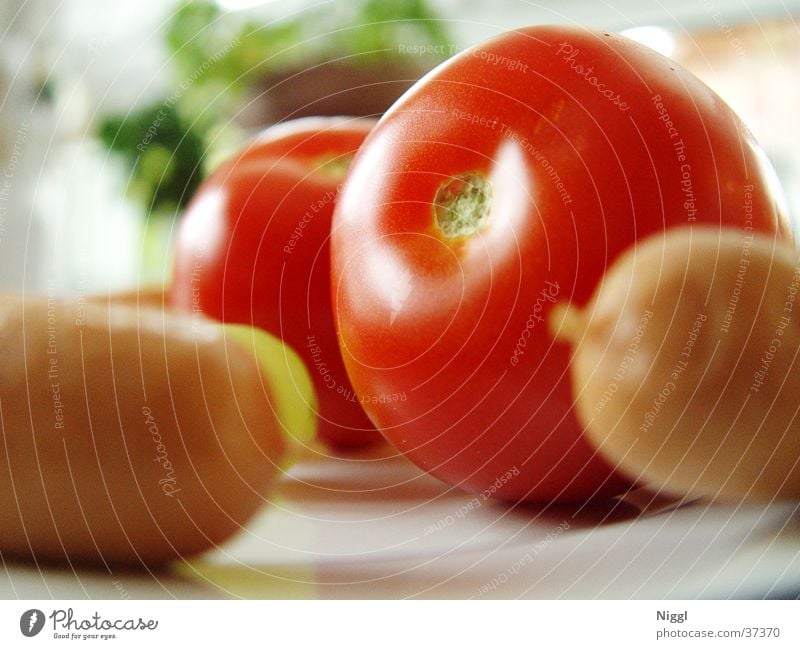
[99,103,206,217]
[98,0,452,218]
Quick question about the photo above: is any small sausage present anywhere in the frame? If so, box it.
[551,226,800,502]
[0,295,315,566]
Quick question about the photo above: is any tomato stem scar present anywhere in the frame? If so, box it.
[549,302,586,344]
[433,172,492,238]
[311,154,353,180]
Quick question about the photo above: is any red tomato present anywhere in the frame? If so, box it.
[331,26,792,501]
[171,116,380,448]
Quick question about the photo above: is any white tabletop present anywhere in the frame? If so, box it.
[3,444,799,599]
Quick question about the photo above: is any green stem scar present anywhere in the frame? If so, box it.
[311,154,353,180]
[433,172,493,238]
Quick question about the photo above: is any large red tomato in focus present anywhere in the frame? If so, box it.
[171,117,380,448]
[331,26,792,501]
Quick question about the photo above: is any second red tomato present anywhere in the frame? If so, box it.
[171,117,380,448]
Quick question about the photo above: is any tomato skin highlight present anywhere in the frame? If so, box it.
[331,26,793,501]
[171,117,381,448]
